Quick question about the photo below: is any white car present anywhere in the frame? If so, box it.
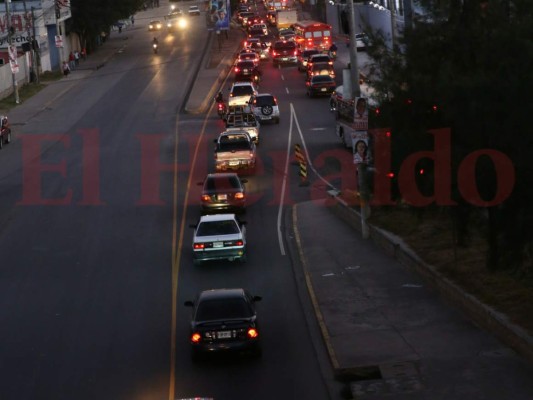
[190,214,247,265]
[188,5,201,16]
[248,93,280,124]
[228,81,258,106]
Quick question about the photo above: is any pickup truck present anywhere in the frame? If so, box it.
[213,131,257,172]
[225,111,260,144]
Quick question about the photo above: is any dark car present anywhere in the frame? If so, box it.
[184,288,262,360]
[306,53,333,72]
[198,173,248,214]
[306,75,337,97]
[297,49,320,71]
[271,40,298,65]
[234,60,260,82]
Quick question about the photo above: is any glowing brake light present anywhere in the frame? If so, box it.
[247,328,259,338]
[386,172,395,178]
[234,67,240,73]
[193,243,205,249]
[235,240,244,246]
[191,333,201,343]
[234,192,244,199]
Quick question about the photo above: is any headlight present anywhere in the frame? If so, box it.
[179,18,187,28]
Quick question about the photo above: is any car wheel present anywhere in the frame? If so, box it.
[275,117,280,124]
[240,254,247,263]
[0,136,3,149]
[6,131,11,144]
[261,105,273,116]
[193,259,201,266]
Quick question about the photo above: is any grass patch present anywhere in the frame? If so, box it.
[368,205,533,336]
[0,71,63,112]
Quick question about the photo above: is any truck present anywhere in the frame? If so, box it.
[225,110,261,144]
[276,10,298,30]
[213,131,257,172]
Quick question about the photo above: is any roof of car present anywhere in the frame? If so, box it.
[231,81,256,87]
[199,213,237,223]
[198,288,247,301]
[206,172,240,179]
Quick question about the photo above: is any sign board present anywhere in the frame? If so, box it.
[353,97,368,131]
[8,44,19,74]
[55,35,63,48]
[207,0,230,31]
[352,131,369,164]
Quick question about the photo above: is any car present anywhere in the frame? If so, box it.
[228,81,258,106]
[355,32,369,50]
[266,10,277,26]
[148,20,163,31]
[0,115,12,149]
[233,60,261,83]
[165,13,187,30]
[198,173,248,214]
[188,5,201,16]
[213,131,257,172]
[189,214,247,264]
[249,23,268,36]
[184,288,262,359]
[238,11,255,26]
[225,111,261,143]
[243,38,269,60]
[307,53,333,71]
[306,75,337,97]
[248,93,280,124]
[306,61,335,80]
[248,27,268,43]
[278,28,295,40]
[237,51,260,66]
[271,40,298,65]
[297,49,320,71]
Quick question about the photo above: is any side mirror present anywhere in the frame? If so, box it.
[184,300,194,307]
[241,178,248,184]
[252,295,262,302]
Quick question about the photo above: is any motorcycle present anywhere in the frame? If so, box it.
[216,101,227,119]
[328,50,337,60]
[152,43,158,54]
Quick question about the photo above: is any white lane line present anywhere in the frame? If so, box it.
[281,75,285,80]
[286,87,290,94]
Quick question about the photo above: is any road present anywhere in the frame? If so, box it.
[0,4,342,400]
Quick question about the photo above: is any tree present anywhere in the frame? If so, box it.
[366,0,533,274]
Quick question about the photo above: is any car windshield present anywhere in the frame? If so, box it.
[218,137,251,151]
[196,298,253,320]
[197,220,240,236]
[205,176,241,190]
[231,86,254,96]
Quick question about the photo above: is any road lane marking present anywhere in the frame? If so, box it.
[286,87,290,94]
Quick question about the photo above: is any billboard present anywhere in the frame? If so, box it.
[206,0,230,31]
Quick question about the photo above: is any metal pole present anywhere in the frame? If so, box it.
[55,0,64,71]
[31,6,40,83]
[390,0,397,48]
[21,0,38,84]
[358,163,371,239]
[346,0,360,99]
[5,0,20,104]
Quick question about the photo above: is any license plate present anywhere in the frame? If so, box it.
[261,116,272,120]
[282,57,288,61]
[217,194,227,200]
[243,69,249,73]
[229,161,239,166]
[217,331,231,339]
[213,242,223,248]
[321,88,327,92]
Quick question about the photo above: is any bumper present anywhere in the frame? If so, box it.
[215,160,255,171]
[192,339,260,354]
[273,56,297,64]
[193,247,246,262]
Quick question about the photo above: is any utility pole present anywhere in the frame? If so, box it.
[390,0,397,48]
[55,0,64,70]
[5,0,20,104]
[31,6,40,83]
[346,0,360,99]
[22,0,38,84]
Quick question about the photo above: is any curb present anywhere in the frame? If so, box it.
[327,194,533,362]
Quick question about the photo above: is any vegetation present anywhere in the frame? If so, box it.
[365,0,533,279]
[69,0,144,53]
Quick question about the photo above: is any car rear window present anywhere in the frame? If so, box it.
[274,41,296,50]
[196,298,253,320]
[197,220,240,236]
[205,176,241,190]
[218,136,251,151]
[254,95,275,107]
[312,76,334,83]
[237,61,255,69]
[231,86,254,96]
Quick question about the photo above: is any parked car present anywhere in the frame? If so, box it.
[306,75,337,97]
[198,173,248,214]
[248,93,280,124]
[190,214,247,264]
[297,49,320,72]
[271,40,298,65]
[184,288,262,359]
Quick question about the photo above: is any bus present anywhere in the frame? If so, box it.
[292,21,333,52]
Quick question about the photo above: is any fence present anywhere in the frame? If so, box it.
[0,53,30,101]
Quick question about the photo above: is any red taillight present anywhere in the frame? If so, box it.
[273,97,277,105]
[386,172,395,178]
[247,328,259,338]
[386,131,391,137]
[191,333,201,343]
[234,67,240,73]
[201,194,211,201]
[272,51,277,56]
[193,243,205,249]
[234,192,245,199]
[293,50,297,56]
[217,103,224,110]
[235,240,244,246]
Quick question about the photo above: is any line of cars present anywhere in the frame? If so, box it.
[183,5,278,360]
